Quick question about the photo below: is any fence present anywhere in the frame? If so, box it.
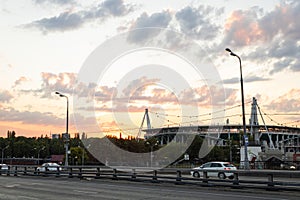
[1,165,300,192]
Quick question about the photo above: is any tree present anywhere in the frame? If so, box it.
[70,146,88,165]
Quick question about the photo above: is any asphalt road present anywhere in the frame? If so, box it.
[0,176,299,200]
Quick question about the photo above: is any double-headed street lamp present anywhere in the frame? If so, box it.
[55,91,69,167]
[34,146,45,165]
[146,141,158,168]
[225,48,249,170]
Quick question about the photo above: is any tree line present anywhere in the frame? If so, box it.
[1,131,240,166]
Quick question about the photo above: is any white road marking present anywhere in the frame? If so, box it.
[5,184,20,188]
[17,196,39,200]
[73,190,98,195]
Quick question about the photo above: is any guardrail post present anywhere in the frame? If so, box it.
[7,166,10,176]
[113,169,117,180]
[14,166,18,176]
[233,172,239,185]
[267,173,275,188]
[23,166,27,175]
[34,167,38,175]
[44,167,49,177]
[78,167,83,179]
[152,170,158,182]
[131,169,136,180]
[96,167,101,178]
[56,166,60,177]
[68,167,73,178]
[203,171,208,184]
[176,170,182,184]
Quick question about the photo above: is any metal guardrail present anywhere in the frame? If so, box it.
[1,165,300,191]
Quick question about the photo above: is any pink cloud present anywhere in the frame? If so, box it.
[224,2,300,47]
[224,9,265,46]
[267,89,300,112]
[13,76,29,88]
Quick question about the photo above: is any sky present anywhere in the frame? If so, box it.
[0,0,300,138]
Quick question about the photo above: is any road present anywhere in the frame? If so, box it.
[0,176,299,200]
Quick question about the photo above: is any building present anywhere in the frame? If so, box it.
[142,97,300,169]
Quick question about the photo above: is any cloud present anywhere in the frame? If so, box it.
[127,5,222,45]
[101,0,134,16]
[291,60,300,71]
[93,85,116,102]
[160,85,237,108]
[175,5,223,40]
[0,107,63,126]
[223,75,270,84]
[26,11,84,33]
[17,72,100,100]
[25,0,134,33]
[33,0,75,5]
[13,76,30,88]
[223,7,265,46]
[224,2,300,46]
[223,1,300,74]
[127,11,172,43]
[78,75,239,114]
[120,76,159,97]
[245,75,270,82]
[270,57,294,75]
[149,88,178,104]
[131,11,172,29]
[266,89,300,112]
[40,72,77,97]
[222,77,239,84]
[0,90,13,103]
[251,40,300,74]
[258,1,300,41]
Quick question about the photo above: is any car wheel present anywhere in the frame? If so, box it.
[193,171,200,178]
[218,172,226,179]
[228,175,234,180]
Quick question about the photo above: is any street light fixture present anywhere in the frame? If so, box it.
[55,91,69,167]
[77,145,88,166]
[225,48,250,170]
[146,141,158,168]
[1,145,9,164]
[34,146,45,165]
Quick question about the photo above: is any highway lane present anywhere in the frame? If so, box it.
[0,176,299,200]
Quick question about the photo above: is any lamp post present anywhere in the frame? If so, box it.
[78,145,86,166]
[1,145,9,164]
[146,141,158,167]
[55,91,69,167]
[225,48,249,170]
[35,146,45,165]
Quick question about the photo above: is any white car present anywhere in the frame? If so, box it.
[191,161,236,179]
[37,163,62,172]
[0,164,8,172]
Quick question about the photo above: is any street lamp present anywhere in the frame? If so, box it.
[77,145,87,166]
[55,91,69,167]
[225,48,249,170]
[1,145,9,164]
[34,146,45,165]
[146,141,158,167]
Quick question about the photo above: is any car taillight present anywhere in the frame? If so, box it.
[224,168,230,170]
